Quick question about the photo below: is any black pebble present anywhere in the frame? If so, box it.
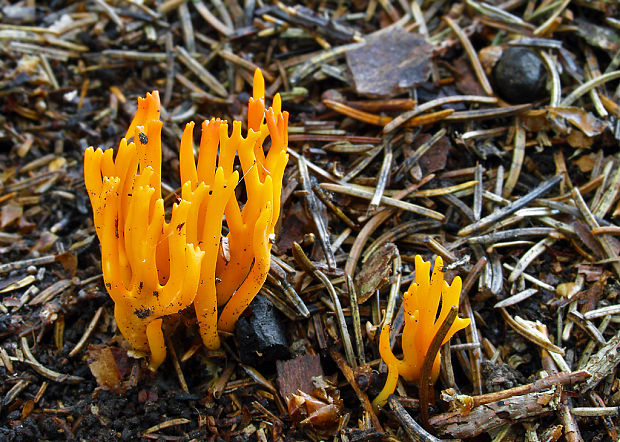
[493,47,547,103]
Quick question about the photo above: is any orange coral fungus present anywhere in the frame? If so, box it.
[85,70,288,366]
[216,70,288,333]
[372,255,470,408]
[179,69,289,339]
[84,91,234,369]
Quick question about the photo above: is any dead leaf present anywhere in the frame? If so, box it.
[355,243,397,303]
[567,129,594,149]
[573,220,604,259]
[55,251,78,277]
[21,399,35,419]
[576,264,604,282]
[1,202,23,229]
[287,382,345,439]
[574,153,597,173]
[419,134,451,175]
[454,57,487,96]
[87,345,125,393]
[276,202,311,253]
[547,107,605,137]
[479,45,503,75]
[48,157,67,172]
[31,231,58,253]
[522,114,549,132]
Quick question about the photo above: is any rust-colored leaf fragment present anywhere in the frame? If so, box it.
[573,153,597,172]
[31,231,58,253]
[287,382,346,439]
[417,133,451,175]
[87,345,124,393]
[54,251,78,277]
[0,202,23,229]
[547,107,605,137]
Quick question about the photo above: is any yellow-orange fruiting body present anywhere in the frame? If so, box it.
[84,93,231,367]
[85,69,289,366]
[174,69,289,340]
[372,255,470,408]
[214,69,289,310]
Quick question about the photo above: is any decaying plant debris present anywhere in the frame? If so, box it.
[1,0,620,440]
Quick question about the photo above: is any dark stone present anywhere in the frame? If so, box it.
[235,295,290,367]
[493,47,546,103]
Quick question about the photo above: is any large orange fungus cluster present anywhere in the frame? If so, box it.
[84,70,288,369]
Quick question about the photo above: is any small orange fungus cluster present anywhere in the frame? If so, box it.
[84,70,288,369]
[372,255,470,408]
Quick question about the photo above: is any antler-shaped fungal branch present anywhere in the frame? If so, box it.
[214,69,289,313]
[372,255,470,408]
[85,92,209,369]
[179,69,289,339]
[179,121,239,350]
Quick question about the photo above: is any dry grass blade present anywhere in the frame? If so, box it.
[533,0,570,36]
[443,104,532,121]
[443,16,493,96]
[561,70,620,106]
[344,209,393,278]
[312,183,358,230]
[193,0,233,36]
[321,183,446,221]
[20,337,84,383]
[567,311,606,346]
[394,129,446,181]
[388,395,440,442]
[584,305,620,320]
[346,275,365,366]
[384,95,497,133]
[143,418,191,435]
[293,244,355,367]
[494,288,538,308]
[368,137,393,214]
[502,119,525,198]
[68,306,104,357]
[459,175,563,236]
[571,188,620,279]
[500,308,565,356]
[298,155,337,269]
[174,45,227,97]
[381,250,401,327]
[507,236,558,282]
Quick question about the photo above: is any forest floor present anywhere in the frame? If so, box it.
[1,0,620,440]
